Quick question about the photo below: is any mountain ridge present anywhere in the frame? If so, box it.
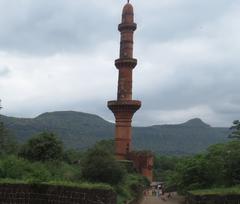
[0,111,230,155]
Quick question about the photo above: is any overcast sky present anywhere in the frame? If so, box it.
[0,0,239,127]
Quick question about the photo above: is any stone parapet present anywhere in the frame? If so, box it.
[0,184,116,204]
[186,192,240,204]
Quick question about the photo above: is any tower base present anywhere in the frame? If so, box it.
[108,100,141,159]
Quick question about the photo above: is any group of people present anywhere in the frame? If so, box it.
[143,184,172,201]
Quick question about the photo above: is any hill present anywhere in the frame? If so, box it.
[133,118,229,155]
[0,111,230,155]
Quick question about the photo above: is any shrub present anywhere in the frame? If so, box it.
[0,155,30,179]
[19,132,63,162]
[63,149,83,164]
[44,161,81,181]
[25,162,51,183]
[81,147,125,185]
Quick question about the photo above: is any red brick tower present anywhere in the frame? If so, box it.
[108,2,141,160]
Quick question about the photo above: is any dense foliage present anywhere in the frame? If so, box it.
[63,149,83,164]
[116,174,149,204]
[19,132,64,162]
[93,139,114,154]
[154,155,179,182]
[0,119,146,204]
[229,120,240,139]
[81,147,125,185]
[0,154,82,183]
[156,140,240,193]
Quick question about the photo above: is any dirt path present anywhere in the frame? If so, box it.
[140,192,185,204]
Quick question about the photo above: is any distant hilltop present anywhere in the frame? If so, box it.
[180,118,211,127]
[0,111,230,155]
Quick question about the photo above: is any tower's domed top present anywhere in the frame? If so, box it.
[122,3,133,14]
[122,3,134,24]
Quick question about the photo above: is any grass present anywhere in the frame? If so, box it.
[0,178,27,184]
[0,178,113,190]
[190,186,240,196]
[46,180,113,190]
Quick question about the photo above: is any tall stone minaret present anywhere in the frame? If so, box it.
[108,2,141,160]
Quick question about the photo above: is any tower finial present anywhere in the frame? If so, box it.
[127,0,130,3]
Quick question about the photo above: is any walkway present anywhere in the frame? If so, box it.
[141,192,185,204]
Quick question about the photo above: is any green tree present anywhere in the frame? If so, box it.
[154,155,179,181]
[94,139,114,154]
[63,149,83,164]
[19,132,63,162]
[229,120,240,139]
[204,141,240,186]
[176,154,212,191]
[205,143,226,186]
[171,141,240,192]
[222,141,240,185]
[81,147,125,185]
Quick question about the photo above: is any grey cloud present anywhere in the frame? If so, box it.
[140,63,240,108]
[0,0,119,55]
[0,0,239,127]
[134,61,240,126]
[137,0,237,43]
[1,0,235,55]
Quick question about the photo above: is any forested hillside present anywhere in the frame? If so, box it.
[0,111,230,155]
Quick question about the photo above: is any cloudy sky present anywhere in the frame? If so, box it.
[0,0,239,127]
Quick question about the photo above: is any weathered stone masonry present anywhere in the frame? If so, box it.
[107,2,153,182]
[0,184,116,204]
[108,2,141,161]
[187,193,240,204]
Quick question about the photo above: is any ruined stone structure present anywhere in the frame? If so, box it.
[128,151,154,182]
[108,2,153,182]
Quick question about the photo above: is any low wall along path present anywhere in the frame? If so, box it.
[0,183,116,204]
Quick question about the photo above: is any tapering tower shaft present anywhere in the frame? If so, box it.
[108,3,141,160]
[116,3,137,101]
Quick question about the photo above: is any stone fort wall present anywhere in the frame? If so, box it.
[0,183,116,204]
[187,193,240,204]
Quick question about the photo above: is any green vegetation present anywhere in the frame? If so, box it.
[3,111,235,202]
[0,155,81,183]
[63,148,83,164]
[81,147,125,185]
[19,132,64,162]
[0,122,17,155]
[229,120,240,139]
[46,180,113,190]
[190,186,240,195]
[0,111,230,155]
[0,178,112,190]
[173,140,240,191]
[93,139,114,154]
[0,119,147,204]
[116,174,149,204]
[154,155,179,182]
[0,111,115,150]
[153,120,240,195]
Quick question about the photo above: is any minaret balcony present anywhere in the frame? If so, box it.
[115,58,137,69]
[118,23,137,32]
[107,100,141,117]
